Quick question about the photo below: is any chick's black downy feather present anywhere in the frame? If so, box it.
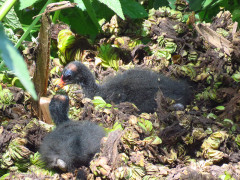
[39,95,105,171]
[48,95,70,126]
[60,61,192,113]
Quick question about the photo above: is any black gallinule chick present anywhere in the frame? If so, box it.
[39,95,105,171]
[58,61,192,113]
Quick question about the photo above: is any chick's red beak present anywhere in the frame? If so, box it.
[55,75,66,91]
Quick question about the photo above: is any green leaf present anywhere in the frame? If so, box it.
[215,106,225,110]
[120,0,148,19]
[235,134,240,146]
[75,0,86,10]
[188,0,206,11]
[0,24,37,100]
[207,113,217,119]
[223,119,234,125]
[60,7,98,36]
[144,136,162,145]
[202,0,214,9]
[111,122,123,131]
[232,8,240,24]
[79,0,101,29]
[138,122,147,132]
[138,119,153,132]
[92,0,115,20]
[98,0,125,20]
[151,136,162,145]
[30,152,46,168]
[0,173,11,180]
[19,0,40,10]
[15,0,53,48]
[92,96,112,109]
[92,96,106,106]
[221,171,235,180]
[0,0,17,21]
[232,72,240,82]
[0,0,22,29]
[153,0,169,9]
[168,0,176,9]
[0,59,9,71]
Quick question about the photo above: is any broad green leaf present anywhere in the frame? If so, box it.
[0,24,37,100]
[79,0,100,29]
[153,0,169,9]
[208,0,223,8]
[232,8,240,24]
[75,0,86,10]
[19,0,40,10]
[168,0,176,9]
[120,0,148,19]
[0,0,22,29]
[188,0,205,11]
[98,0,125,20]
[60,7,98,36]
[202,0,214,9]
[92,0,115,20]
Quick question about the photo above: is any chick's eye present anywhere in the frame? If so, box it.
[63,69,73,81]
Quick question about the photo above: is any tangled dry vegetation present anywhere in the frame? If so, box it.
[1,7,240,180]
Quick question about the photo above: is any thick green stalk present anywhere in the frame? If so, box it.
[52,10,60,24]
[15,0,54,49]
[0,0,17,21]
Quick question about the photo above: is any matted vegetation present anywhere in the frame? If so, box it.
[0,0,240,179]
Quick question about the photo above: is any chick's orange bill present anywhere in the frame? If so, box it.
[58,75,66,88]
[55,76,66,91]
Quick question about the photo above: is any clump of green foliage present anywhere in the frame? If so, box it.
[92,96,112,110]
[0,85,15,109]
[97,44,120,71]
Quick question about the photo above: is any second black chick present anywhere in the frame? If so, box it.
[58,61,192,113]
[39,95,105,171]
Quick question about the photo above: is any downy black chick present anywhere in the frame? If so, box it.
[58,61,192,113]
[39,95,105,171]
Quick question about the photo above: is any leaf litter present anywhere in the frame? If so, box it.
[1,6,240,180]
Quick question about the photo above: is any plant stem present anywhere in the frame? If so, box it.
[52,0,64,23]
[0,0,17,21]
[52,9,61,24]
[15,0,54,49]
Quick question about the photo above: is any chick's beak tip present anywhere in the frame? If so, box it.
[55,78,65,91]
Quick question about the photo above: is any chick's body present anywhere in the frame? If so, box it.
[40,120,105,171]
[60,61,192,113]
[39,95,105,171]
[98,69,191,113]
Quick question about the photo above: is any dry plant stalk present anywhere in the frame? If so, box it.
[196,23,233,56]
[39,97,52,124]
[32,13,51,119]
[32,2,76,122]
